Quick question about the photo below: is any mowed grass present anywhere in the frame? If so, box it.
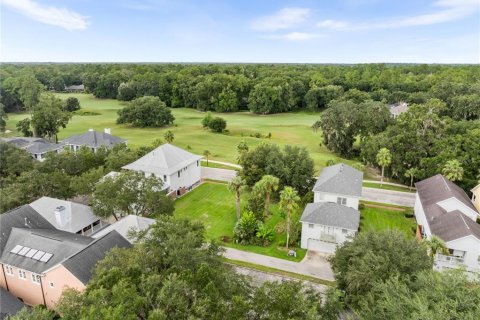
[363,182,415,193]
[4,93,358,172]
[174,182,306,262]
[360,205,416,237]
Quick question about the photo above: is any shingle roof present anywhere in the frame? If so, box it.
[63,131,126,149]
[29,197,101,234]
[312,163,363,197]
[122,143,202,176]
[0,205,55,253]
[415,174,480,242]
[62,231,131,284]
[92,215,155,243]
[300,202,360,230]
[0,228,94,274]
[65,85,84,91]
[0,137,63,154]
[0,288,24,320]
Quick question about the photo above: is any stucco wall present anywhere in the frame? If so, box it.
[414,193,431,237]
[445,236,480,272]
[0,265,44,306]
[301,222,355,249]
[167,160,201,192]
[43,265,86,309]
[313,192,359,209]
[472,187,480,212]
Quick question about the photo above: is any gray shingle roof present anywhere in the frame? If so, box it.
[92,215,155,243]
[313,163,363,197]
[123,143,202,176]
[63,131,126,149]
[415,174,480,242]
[300,202,360,230]
[0,228,94,274]
[0,137,63,154]
[62,231,131,284]
[0,205,55,253]
[29,197,101,234]
[0,288,24,319]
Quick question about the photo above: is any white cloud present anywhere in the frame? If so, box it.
[2,0,89,31]
[318,0,479,31]
[317,20,349,30]
[264,32,322,41]
[251,7,311,31]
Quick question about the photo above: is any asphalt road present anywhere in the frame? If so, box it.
[201,167,237,182]
[361,187,416,207]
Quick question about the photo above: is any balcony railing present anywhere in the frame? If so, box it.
[319,233,336,243]
[435,253,465,265]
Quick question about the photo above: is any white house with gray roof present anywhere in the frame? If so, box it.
[122,143,202,196]
[301,163,363,253]
[0,137,64,161]
[62,129,126,152]
[92,215,155,243]
[414,174,480,274]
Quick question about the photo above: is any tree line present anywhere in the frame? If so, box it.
[2,63,479,116]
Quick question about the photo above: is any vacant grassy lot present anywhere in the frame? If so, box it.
[174,182,307,262]
[360,205,416,237]
[4,93,359,172]
[363,182,414,193]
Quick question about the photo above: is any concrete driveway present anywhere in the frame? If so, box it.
[201,167,237,182]
[223,247,335,281]
[361,187,415,207]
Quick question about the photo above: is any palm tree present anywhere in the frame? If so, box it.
[257,175,279,217]
[279,186,300,250]
[228,176,245,220]
[442,160,464,182]
[203,150,211,165]
[164,130,174,143]
[376,148,392,187]
[423,235,449,258]
[404,167,418,191]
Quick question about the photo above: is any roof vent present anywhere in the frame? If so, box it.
[88,128,94,132]
[55,206,66,212]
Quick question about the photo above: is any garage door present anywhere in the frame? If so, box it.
[307,238,337,254]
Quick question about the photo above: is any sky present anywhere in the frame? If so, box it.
[1,0,479,63]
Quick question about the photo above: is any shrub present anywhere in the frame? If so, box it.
[117,96,174,127]
[358,203,365,210]
[63,97,81,112]
[476,216,480,224]
[256,222,275,246]
[246,190,266,221]
[233,211,259,245]
[404,209,414,218]
[208,117,227,133]
[201,112,213,128]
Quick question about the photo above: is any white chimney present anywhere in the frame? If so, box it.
[104,128,111,134]
[88,128,94,132]
[54,205,68,227]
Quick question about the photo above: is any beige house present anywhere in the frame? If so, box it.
[0,205,130,308]
[472,184,480,213]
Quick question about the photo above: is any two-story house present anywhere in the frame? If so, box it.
[0,137,64,161]
[414,174,480,274]
[62,129,127,152]
[122,143,202,196]
[300,163,363,253]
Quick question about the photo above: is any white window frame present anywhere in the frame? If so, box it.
[32,273,41,284]
[49,281,54,288]
[5,265,14,276]
[342,229,348,234]
[308,224,314,229]
[18,269,27,280]
[337,197,347,205]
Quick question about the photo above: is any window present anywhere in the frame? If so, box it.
[163,175,167,182]
[342,229,348,234]
[197,161,199,167]
[178,171,181,178]
[18,270,26,279]
[49,281,54,288]
[308,224,314,229]
[32,273,41,284]
[337,197,347,205]
[5,265,13,276]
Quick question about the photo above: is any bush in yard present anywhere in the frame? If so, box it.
[117,96,174,127]
[246,188,266,221]
[63,97,81,112]
[208,117,227,133]
[233,211,259,245]
[201,112,213,128]
[256,222,275,246]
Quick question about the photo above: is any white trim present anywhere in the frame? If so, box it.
[5,265,14,276]
[18,269,27,280]
[312,190,361,199]
[31,273,41,285]
[445,234,480,246]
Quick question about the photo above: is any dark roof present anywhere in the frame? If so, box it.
[415,174,480,242]
[0,288,24,320]
[62,230,131,284]
[63,131,126,149]
[300,202,360,230]
[0,228,93,274]
[0,137,63,154]
[313,163,363,197]
[0,205,55,253]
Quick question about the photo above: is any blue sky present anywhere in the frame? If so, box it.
[1,0,479,63]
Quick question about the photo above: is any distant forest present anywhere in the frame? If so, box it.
[1,63,479,117]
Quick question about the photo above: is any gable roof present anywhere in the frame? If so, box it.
[62,230,131,284]
[0,137,63,154]
[300,202,360,230]
[0,288,24,320]
[92,215,155,243]
[122,143,202,176]
[29,197,101,234]
[63,131,126,149]
[416,174,480,242]
[313,163,363,197]
[0,228,94,274]
[0,205,55,253]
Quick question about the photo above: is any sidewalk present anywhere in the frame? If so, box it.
[222,247,335,281]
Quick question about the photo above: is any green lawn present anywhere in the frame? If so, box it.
[363,182,415,193]
[360,205,416,237]
[201,160,240,171]
[4,93,359,173]
[174,182,306,262]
